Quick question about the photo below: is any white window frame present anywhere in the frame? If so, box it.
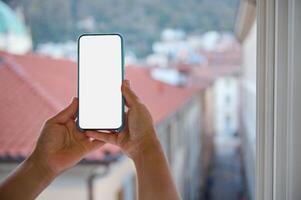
[256,0,275,199]
[256,0,301,199]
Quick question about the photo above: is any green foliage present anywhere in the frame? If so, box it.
[5,0,239,57]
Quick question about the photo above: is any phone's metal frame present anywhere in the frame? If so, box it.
[77,33,125,132]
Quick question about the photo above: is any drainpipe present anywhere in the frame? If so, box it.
[87,164,110,200]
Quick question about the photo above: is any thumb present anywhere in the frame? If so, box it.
[50,97,78,124]
[121,80,140,107]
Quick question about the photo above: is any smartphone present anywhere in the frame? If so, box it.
[78,34,124,131]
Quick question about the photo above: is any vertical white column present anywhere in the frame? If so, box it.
[287,0,301,199]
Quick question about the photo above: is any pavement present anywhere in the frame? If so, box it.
[203,136,247,200]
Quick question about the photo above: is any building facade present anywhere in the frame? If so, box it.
[235,1,256,199]
[213,76,239,137]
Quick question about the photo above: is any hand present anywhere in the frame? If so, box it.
[30,98,104,177]
[86,81,180,200]
[86,80,160,159]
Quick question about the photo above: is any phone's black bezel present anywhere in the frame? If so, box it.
[77,33,125,132]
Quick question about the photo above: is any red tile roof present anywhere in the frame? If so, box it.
[0,51,200,163]
[124,67,200,124]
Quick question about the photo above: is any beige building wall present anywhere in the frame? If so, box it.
[157,94,203,200]
[93,158,136,200]
[200,87,215,191]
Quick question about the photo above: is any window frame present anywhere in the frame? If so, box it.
[256,0,301,199]
[256,0,275,199]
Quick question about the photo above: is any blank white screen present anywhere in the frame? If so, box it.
[78,35,122,129]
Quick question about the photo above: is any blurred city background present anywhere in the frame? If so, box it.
[0,0,256,199]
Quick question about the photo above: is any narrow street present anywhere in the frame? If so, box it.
[203,136,247,200]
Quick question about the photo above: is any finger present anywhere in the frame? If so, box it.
[119,112,129,134]
[121,80,139,107]
[65,120,87,141]
[85,131,118,145]
[50,98,78,124]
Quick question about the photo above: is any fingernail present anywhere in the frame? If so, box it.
[70,97,75,103]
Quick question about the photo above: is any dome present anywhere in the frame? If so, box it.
[0,1,32,54]
[0,1,27,36]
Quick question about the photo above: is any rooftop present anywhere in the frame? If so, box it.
[0,51,202,163]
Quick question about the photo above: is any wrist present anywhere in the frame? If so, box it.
[27,153,58,181]
[131,133,162,162]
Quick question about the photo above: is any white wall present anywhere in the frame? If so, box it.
[0,163,98,200]
[241,20,256,200]
[214,76,239,137]
[242,20,257,152]
[93,157,136,200]
[38,168,90,200]
[0,160,135,200]
[0,34,32,54]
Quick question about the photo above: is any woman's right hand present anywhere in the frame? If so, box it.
[87,80,181,200]
[85,80,161,159]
